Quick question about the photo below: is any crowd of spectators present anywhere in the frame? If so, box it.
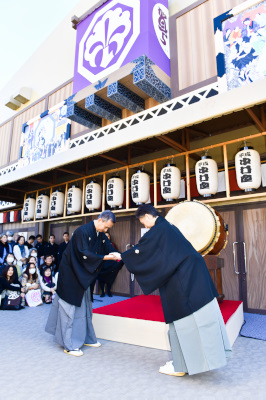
[0,231,69,310]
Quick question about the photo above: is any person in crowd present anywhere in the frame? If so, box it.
[35,234,48,267]
[58,232,70,264]
[13,233,19,243]
[0,265,25,309]
[97,232,124,298]
[39,266,57,304]
[44,234,59,266]
[21,263,40,297]
[13,236,29,275]
[25,235,36,250]
[120,205,231,377]
[2,253,20,279]
[40,255,57,276]
[6,231,15,252]
[45,211,118,357]
[0,234,10,264]
[28,248,38,259]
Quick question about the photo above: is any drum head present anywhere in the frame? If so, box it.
[166,201,217,253]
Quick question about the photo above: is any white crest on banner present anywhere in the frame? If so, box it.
[78,0,140,83]
[152,3,170,59]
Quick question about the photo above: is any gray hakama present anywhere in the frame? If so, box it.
[45,288,97,351]
[168,298,232,375]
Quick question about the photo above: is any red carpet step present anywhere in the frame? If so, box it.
[94,295,242,324]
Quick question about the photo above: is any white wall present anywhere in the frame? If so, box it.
[0,0,197,125]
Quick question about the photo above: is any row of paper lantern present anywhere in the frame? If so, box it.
[23,170,150,221]
[23,146,262,221]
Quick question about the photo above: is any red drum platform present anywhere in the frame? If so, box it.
[93,295,243,350]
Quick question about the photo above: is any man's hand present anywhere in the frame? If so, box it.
[109,252,122,260]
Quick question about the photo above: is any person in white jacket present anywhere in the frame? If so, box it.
[13,236,29,274]
[39,266,57,303]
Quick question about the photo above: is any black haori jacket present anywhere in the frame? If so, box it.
[122,216,218,324]
[57,221,116,307]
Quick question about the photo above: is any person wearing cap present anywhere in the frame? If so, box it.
[6,231,15,252]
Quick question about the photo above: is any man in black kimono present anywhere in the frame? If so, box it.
[45,211,118,357]
[121,205,231,376]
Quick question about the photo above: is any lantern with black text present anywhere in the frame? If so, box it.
[36,194,49,219]
[195,156,218,197]
[67,185,82,214]
[23,197,35,221]
[106,176,124,208]
[50,190,64,217]
[131,170,150,205]
[160,163,181,201]
[235,146,261,192]
[85,181,102,211]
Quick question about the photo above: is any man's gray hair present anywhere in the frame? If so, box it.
[98,210,116,223]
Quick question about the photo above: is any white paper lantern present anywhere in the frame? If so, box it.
[131,170,150,205]
[23,197,36,221]
[106,176,124,208]
[85,181,102,211]
[50,190,64,217]
[160,163,181,201]
[235,146,261,192]
[195,156,218,197]
[36,194,49,219]
[67,186,82,214]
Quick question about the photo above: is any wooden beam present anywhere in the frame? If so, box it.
[25,178,53,186]
[261,105,266,130]
[100,154,127,166]
[246,108,265,132]
[157,136,200,161]
[3,186,25,193]
[0,194,20,201]
[157,136,186,153]
[186,128,209,137]
[57,168,85,177]
[85,159,89,176]
[185,128,190,150]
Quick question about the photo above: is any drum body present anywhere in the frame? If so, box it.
[165,200,228,256]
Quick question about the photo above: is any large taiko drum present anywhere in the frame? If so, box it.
[165,200,228,256]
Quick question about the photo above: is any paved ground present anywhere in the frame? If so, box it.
[1,302,266,400]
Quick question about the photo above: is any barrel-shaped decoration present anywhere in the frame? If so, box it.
[85,181,102,211]
[36,194,49,219]
[50,190,64,217]
[106,176,124,208]
[195,156,218,197]
[67,186,82,214]
[131,170,150,205]
[235,146,261,192]
[160,164,181,201]
[23,198,36,221]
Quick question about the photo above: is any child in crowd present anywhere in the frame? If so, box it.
[39,266,57,304]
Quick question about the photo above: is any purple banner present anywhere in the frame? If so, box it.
[73,0,170,93]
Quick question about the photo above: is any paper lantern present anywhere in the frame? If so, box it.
[160,163,181,201]
[50,190,64,217]
[67,186,82,214]
[235,146,261,192]
[36,194,49,219]
[106,176,124,208]
[85,181,102,211]
[195,156,218,197]
[131,170,150,205]
[23,198,35,221]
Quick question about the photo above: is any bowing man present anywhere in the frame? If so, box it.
[45,211,118,357]
[120,205,232,377]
